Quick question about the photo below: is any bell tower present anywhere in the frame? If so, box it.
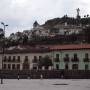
[33,21,39,28]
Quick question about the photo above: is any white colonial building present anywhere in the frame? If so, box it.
[0,44,90,71]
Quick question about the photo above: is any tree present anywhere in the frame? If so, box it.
[23,34,28,44]
[0,28,4,38]
[38,55,53,70]
[42,55,53,69]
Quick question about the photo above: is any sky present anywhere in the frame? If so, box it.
[0,0,90,36]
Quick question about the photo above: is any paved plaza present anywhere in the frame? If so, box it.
[0,79,90,90]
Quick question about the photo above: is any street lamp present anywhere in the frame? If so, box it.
[1,22,8,37]
[0,22,8,84]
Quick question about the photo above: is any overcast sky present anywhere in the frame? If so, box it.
[0,0,90,36]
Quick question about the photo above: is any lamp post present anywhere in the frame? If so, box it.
[1,22,8,36]
[1,22,8,84]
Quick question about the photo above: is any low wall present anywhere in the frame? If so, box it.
[0,70,90,79]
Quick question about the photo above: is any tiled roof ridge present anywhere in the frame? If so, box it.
[1,44,90,54]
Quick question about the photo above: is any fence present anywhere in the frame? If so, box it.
[0,70,90,79]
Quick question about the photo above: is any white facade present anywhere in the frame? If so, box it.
[0,45,90,70]
[0,52,51,70]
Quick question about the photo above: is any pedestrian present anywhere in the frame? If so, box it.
[1,77,3,84]
[40,74,43,79]
[17,74,19,80]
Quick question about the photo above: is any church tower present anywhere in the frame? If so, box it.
[33,21,39,28]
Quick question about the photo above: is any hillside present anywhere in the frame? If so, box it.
[0,15,90,47]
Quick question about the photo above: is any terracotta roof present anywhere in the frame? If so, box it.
[0,44,90,54]
[48,44,90,50]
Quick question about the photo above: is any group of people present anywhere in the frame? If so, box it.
[17,74,43,80]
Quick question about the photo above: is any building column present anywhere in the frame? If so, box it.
[42,66,45,70]
[48,66,50,70]
[20,63,23,70]
[29,63,34,70]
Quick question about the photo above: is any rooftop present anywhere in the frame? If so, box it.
[0,44,90,54]
[48,44,90,50]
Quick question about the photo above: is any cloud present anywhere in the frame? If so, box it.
[0,0,90,36]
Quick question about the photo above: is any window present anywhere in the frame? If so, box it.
[39,56,42,60]
[23,63,29,70]
[85,64,89,70]
[38,66,42,70]
[74,53,77,58]
[50,28,59,33]
[25,56,28,59]
[66,54,69,57]
[23,56,29,70]
[56,64,59,70]
[33,66,37,70]
[8,56,11,62]
[12,64,15,70]
[72,64,78,70]
[17,56,20,62]
[33,56,38,63]
[24,56,28,62]
[8,64,11,70]
[56,54,59,58]
[4,56,7,62]
[64,54,69,62]
[34,56,37,59]
[17,64,20,70]
[65,64,68,70]
[85,53,89,58]
[55,54,59,62]
[71,54,79,62]
[84,53,89,62]
[3,64,6,69]
[13,56,15,62]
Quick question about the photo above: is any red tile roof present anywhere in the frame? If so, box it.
[48,44,90,50]
[1,44,90,54]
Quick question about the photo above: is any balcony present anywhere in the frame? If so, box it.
[54,58,60,62]
[16,59,20,62]
[83,58,89,62]
[64,57,69,62]
[71,58,79,62]
[8,59,11,62]
[3,59,20,63]
[23,59,29,64]
[3,59,7,62]
[32,59,38,63]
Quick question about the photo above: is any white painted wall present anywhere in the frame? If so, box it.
[0,49,90,70]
